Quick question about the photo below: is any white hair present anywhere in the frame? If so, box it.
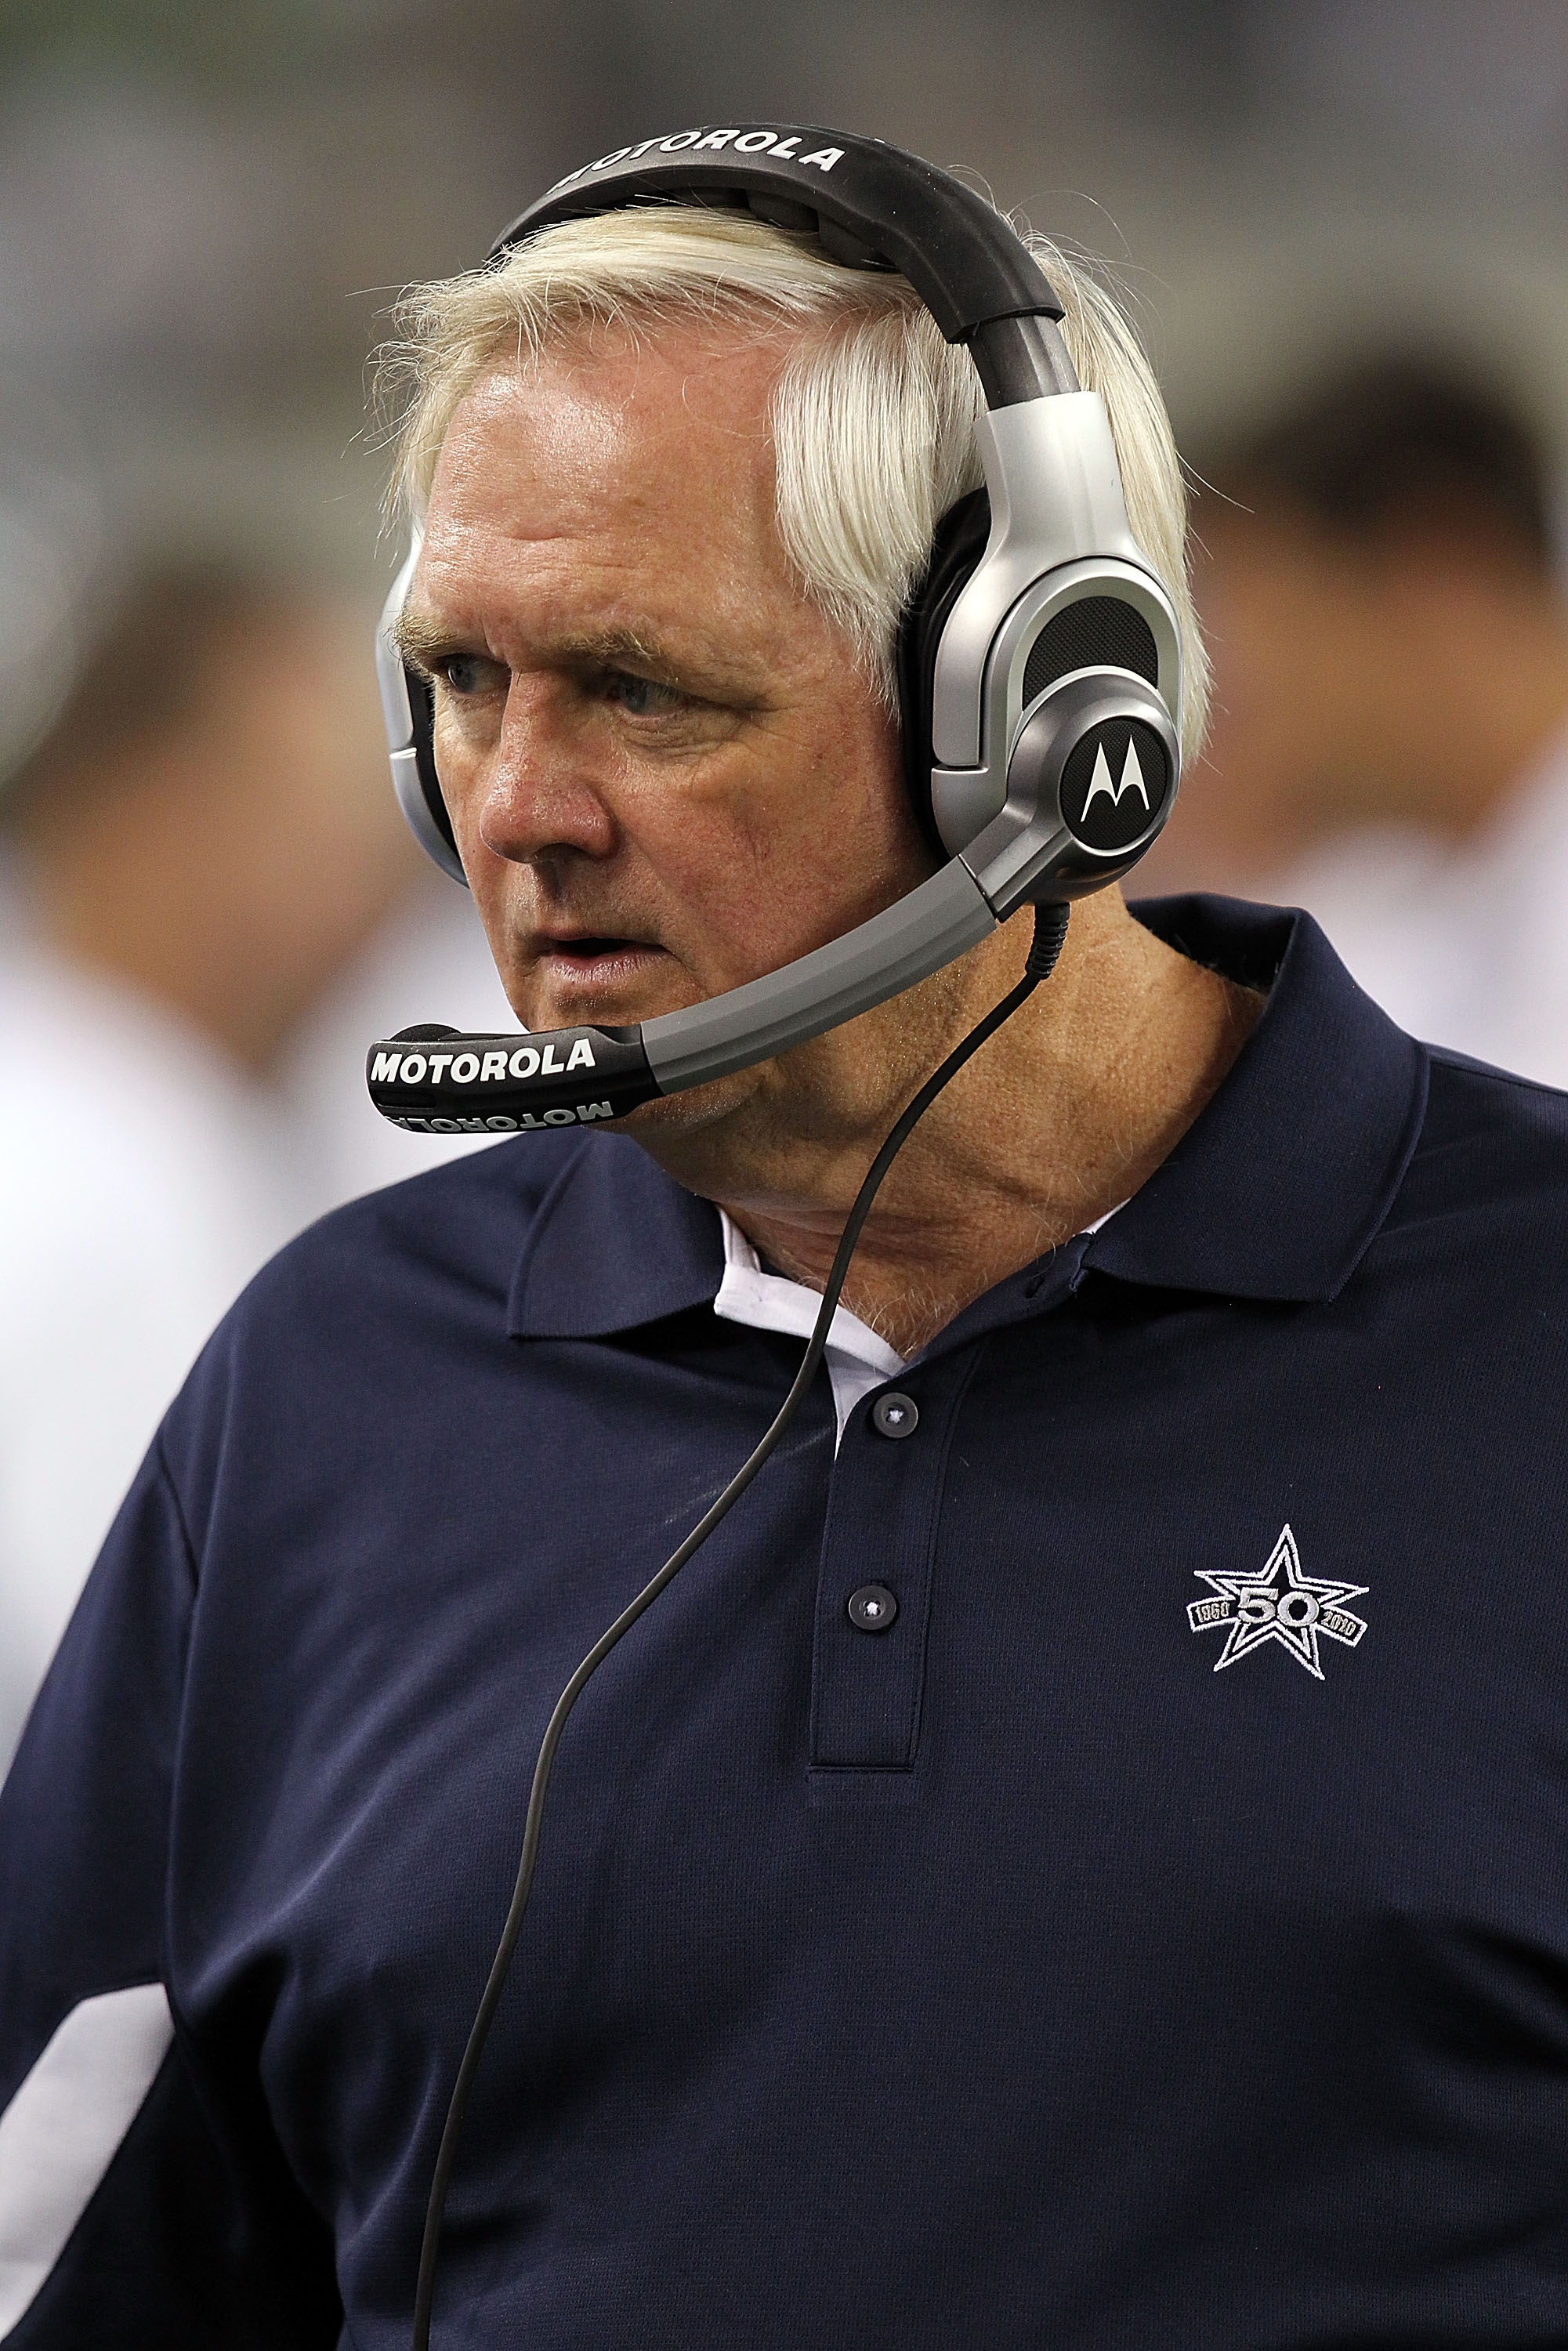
[379,205,1208,758]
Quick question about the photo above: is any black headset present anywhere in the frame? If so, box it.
[368,122,1182,1136]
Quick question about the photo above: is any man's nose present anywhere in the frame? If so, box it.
[476,675,618,868]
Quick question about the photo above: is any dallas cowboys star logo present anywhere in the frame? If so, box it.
[1187,1524,1367,1679]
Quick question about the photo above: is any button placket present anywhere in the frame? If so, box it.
[808,1353,980,1775]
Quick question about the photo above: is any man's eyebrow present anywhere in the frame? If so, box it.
[391,607,479,672]
[555,626,673,679]
[393,608,761,697]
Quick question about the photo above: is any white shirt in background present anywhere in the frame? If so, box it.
[1263,724,1568,1087]
[0,889,306,1766]
[0,875,508,1766]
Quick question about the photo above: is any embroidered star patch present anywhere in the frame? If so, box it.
[1187,1523,1367,1679]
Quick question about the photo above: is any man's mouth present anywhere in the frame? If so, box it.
[544,933,662,965]
[533,934,672,1004]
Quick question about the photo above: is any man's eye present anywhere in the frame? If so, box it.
[603,671,684,717]
[437,654,501,697]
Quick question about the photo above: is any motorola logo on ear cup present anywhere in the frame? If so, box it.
[1059,718,1171,852]
[974,672,1179,907]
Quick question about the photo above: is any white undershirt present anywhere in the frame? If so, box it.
[714,1203,1123,1449]
[714,1212,906,1446]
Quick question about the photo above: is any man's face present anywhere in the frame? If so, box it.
[402,323,933,1147]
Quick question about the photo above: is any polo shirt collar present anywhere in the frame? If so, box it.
[509,1136,724,1339]
[508,895,1428,1340]
[1083,895,1427,1303]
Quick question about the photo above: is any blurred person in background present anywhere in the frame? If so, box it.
[1145,359,1568,1081]
[0,563,433,1763]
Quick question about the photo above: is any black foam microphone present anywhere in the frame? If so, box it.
[366,1022,659,1136]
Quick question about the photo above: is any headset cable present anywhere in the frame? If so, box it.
[411,898,1070,2350]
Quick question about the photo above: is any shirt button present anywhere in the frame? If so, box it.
[847,1584,899,1632]
[871,1392,919,1440]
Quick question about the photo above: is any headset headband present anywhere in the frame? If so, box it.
[491,125,1078,409]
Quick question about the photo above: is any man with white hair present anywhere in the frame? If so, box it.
[3,131,1568,2350]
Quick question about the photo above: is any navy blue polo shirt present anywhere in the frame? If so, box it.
[5,895,1568,2350]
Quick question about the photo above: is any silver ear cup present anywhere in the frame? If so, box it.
[958,670,1179,915]
[376,533,469,889]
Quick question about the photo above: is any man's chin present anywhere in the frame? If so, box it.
[611,1065,774,1165]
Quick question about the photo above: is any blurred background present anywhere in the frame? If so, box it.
[4,0,1568,1757]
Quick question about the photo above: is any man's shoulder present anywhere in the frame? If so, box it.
[1419,1042,1568,1158]
[156,1125,722,1557]
[173,1131,594,1415]
[153,1132,602,1529]
[1389,1041,1568,1259]
[237,1128,605,1328]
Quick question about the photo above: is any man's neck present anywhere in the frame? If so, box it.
[665,893,1264,1362]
